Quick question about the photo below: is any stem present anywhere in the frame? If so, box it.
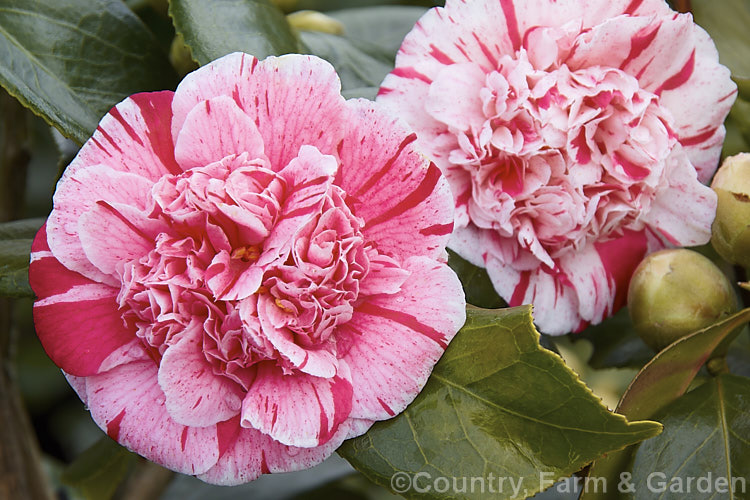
[0,89,53,500]
[675,0,692,13]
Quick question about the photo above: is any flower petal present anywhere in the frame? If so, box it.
[338,99,455,261]
[86,361,222,476]
[171,52,347,169]
[240,363,353,448]
[173,95,266,170]
[30,225,136,376]
[47,165,156,286]
[641,147,717,246]
[158,321,244,427]
[340,256,465,420]
[197,420,350,486]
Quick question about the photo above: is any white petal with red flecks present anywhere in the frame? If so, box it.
[340,256,465,420]
[240,363,353,448]
[158,321,244,427]
[86,361,222,476]
[171,53,348,170]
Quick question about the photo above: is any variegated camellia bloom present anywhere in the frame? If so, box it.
[378,0,737,334]
[30,53,465,484]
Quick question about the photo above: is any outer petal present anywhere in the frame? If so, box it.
[340,256,465,420]
[158,321,244,427]
[660,27,737,182]
[171,52,348,169]
[74,91,181,180]
[338,99,455,261]
[47,165,157,286]
[197,420,351,486]
[77,201,164,278]
[641,147,717,246]
[240,363,353,448]
[86,361,222,476]
[30,225,136,376]
[173,95,266,170]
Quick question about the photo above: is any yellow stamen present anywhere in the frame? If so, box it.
[231,245,261,262]
[275,298,293,313]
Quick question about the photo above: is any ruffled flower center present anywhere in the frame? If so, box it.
[430,46,677,267]
[117,149,370,384]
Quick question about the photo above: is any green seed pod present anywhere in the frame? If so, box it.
[628,249,738,352]
[711,153,750,269]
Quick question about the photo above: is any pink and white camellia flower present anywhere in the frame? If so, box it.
[378,0,737,334]
[30,52,465,484]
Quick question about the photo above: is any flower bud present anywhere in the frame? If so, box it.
[711,153,750,269]
[287,10,344,35]
[628,249,738,352]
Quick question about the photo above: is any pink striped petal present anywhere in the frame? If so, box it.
[173,95,266,170]
[76,91,181,180]
[661,27,737,182]
[197,420,350,486]
[30,226,136,376]
[47,165,157,286]
[338,100,455,261]
[259,145,338,266]
[641,147,717,246]
[158,321,244,427]
[86,361,221,476]
[171,53,347,170]
[240,363,352,448]
[77,201,163,278]
[257,294,338,378]
[340,256,465,420]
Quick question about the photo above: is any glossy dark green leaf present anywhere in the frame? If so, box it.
[328,6,427,57]
[0,218,43,298]
[0,0,177,144]
[169,0,301,65]
[727,330,750,378]
[60,436,136,500]
[339,306,661,500]
[582,308,750,500]
[300,31,393,90]
[577,308,654,370]
[630,374,750,500]
[446,250,505,309]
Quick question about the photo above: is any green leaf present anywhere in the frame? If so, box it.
[582,308,750,500]
[0,218,43,298]
[339,306,661,500]
[60,436,136,500]
[446,250,505,309]
[630,374,750,500]
[328,6,427,57]
[300,31,393,90]
[0,0,177,145]
[577,308,654,370]
[169,0,301,65]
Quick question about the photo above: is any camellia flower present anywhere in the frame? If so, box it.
[378,0,737,334]
[30,52,465,484]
